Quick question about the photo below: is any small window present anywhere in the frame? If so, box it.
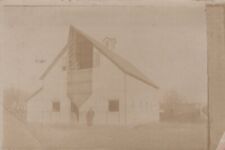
[52,102,60,112]
[108,100,119,112]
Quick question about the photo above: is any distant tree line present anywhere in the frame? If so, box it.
[3,87,29,121]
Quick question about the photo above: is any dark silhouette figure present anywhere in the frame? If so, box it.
[86,108,95,126]
[71,103,79,122]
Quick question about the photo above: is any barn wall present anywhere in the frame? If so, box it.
[126,75,160,125]
[27,52,71,124]
[80,48,160,126]
[79,48,126,125]
[27,90,71,124]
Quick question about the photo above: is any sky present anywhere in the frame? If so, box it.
[2,3,207,103]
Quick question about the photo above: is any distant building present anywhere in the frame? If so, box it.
[160,101,206,123]
[27,25,160,126]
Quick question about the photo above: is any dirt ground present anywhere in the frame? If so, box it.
[3,110,207,150]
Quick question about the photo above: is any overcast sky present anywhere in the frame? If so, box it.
[2,3,207,103]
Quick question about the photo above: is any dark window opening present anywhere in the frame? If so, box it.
[52,102,60,112]
[71,102,79,121]
[108,100,119,112]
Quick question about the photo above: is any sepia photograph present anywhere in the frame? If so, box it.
[1,1,211,150]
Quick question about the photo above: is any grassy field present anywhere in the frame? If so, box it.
[3,110,207,150]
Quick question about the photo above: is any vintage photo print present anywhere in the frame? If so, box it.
[2,2,208,150]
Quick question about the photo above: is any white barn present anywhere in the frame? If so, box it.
[27,25,160,126]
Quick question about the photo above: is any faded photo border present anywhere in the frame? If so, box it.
[0,0,207,6]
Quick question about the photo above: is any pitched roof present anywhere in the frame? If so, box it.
[25,87,43,102]
[40,25,159,89]
[40,44,69,80]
